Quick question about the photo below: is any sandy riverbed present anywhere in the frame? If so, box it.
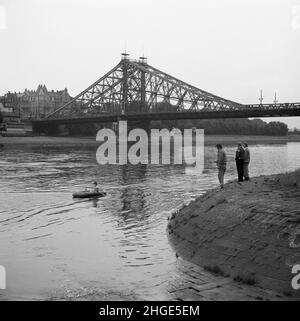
[167,171,300,298]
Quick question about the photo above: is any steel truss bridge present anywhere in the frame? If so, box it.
[32,55,300,128]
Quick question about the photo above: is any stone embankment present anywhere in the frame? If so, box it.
[168,171,300,298]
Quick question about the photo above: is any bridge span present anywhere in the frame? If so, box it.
[30,55,300,132]
[32,103,300,126]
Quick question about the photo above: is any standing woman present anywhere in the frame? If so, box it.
[216,144,227,189]
[235,142,244,182]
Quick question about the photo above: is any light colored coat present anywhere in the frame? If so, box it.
[243,147,250,163]
[217,149,227,167]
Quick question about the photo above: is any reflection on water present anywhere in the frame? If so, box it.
[0,142,300,300]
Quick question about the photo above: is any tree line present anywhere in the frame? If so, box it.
[151,118,288,136]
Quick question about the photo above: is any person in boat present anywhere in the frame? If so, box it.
[83,182,100,193]
[93,181,100,193]
[235,142,245,182]
[215,144,227,189]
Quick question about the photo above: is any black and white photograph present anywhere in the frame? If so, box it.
[1,0,300,307]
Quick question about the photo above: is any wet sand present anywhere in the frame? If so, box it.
[167,172,300,299]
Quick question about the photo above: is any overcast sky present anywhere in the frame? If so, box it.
[0,0,299,128]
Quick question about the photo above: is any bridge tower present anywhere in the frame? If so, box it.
[121,53,129,114]
[139,56,147,111]
[44,53,244,122]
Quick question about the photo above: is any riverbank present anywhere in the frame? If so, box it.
[167,170,300,298]
[0,135,98,147]
[205,134,300,144]
[1,134,300,148]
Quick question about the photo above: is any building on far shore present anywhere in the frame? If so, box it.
[0,85,72,119]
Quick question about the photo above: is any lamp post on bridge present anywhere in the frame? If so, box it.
[121,53,129,115]
[274,92,278,106]
[139,56,147,111]
[259,89,263,105]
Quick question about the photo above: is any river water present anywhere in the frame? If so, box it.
[0,141,300,300]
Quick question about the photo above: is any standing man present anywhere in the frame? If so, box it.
[216,144,227,189]
[235,142,244,182]
[243,142,250,181]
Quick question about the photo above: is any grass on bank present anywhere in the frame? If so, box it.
[278,169,300,187]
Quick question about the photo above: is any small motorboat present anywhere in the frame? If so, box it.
[72,191,106,199]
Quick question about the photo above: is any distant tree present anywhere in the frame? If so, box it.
[267,121,288,136]
[152,102,179,113]
[127,101,149,113]
[0,110,3,125]
[151,117,288,136]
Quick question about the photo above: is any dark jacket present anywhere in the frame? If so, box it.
[235,146,244,162]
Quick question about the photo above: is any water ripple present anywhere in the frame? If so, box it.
[0,143,300,300]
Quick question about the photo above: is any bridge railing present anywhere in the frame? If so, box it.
[245,103,300,109]
[37,102,300,121]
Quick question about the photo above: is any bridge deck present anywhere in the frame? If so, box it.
[31,103,300,126]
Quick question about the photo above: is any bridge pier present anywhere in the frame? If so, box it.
[32,122,61,136]
[121,119,151,134]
